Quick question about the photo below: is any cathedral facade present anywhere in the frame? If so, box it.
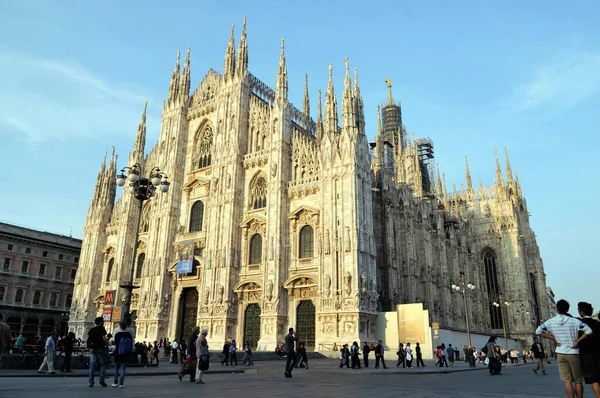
[70,21,550,349]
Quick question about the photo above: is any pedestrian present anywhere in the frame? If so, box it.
[351,341,361,369]
[396,343,405,368]
[485,336,501,375]
[362,341,371,368]
[284,328,298,378]
[183,327,200,382]
[60,332,75,373]
[112,322,133,388]
[87,316,108,387]
[229,339,238,366]
[446,344,455,368]
[194,328,209,384]
[415,342,425,367]
[37,331,56,375]
[375,340,387,369]
[576,301,600,398]
[242,341,254,366]
[171,339,179,364]
[531,336,546,375]
[536,299,592,398]
[221,338,231,366]
[405,343,413,368]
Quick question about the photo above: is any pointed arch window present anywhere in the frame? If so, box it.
[135,253,146,279]
[299,225,314,258]
[189,200,204,232]
[197,125,213,169]
[33,291,41,305]
[249,234,263,265]
[106,258,114,283]
[15,288,24,303]
[249,176,267,210]
[483,250,503,329]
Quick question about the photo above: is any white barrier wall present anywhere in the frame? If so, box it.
[434,329,525,353]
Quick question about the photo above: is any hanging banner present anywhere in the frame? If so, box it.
[112,306,122,322]
[176,241,195,274]
[102,307,113,322]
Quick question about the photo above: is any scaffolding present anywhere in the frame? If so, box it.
[416,138,435,198]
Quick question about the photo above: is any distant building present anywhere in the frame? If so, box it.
[546,287,557,318]
[0,222,81,337]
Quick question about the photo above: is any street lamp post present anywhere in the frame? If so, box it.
[116,163,170,324]
[451,271,476,348]
[493,294,510,349]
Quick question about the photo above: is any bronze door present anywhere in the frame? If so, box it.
[296,300,316,349]
[179,288,199,342]
[243,304,261,349]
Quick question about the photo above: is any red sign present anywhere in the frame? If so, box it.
[102,307,113,322]
[105,290,116,306]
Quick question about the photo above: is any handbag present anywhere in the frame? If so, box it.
[198,354,210,371]
[180,359,197,375]
[484,357,489,365]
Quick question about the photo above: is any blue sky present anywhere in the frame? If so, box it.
[1,0,599,314]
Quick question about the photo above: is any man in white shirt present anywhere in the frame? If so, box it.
[536,299,593,398]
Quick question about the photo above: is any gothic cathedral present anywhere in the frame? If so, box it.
[70,20,550,349]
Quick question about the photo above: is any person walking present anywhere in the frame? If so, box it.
[446,344,455,368]
[60,332,75,373]
[87,316,108,387]
[536,299,592,398]
[37,331,56,375]
[405,343,413,368]
[375,340,388,369]
[112,322,133,388]
[183,327,200,382]
[229,339,238,366]
[284,328,298,378]
[221,338,231,366]
[415,342,425,367]
[531,336,546,375]
[194,328,209,384]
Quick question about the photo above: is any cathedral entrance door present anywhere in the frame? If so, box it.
[178,288,199,342]
[296,300,316,350]
[243,304,261,350]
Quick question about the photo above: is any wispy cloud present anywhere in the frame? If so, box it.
[505,52,600,112]
[0,49,156,145]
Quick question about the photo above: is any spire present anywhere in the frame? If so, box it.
[316,89,323,141]
[353,67,365,135]
[442,173,448,198]
[223,24,236,82]
[303,73,310,128]
[275,38,288,104]
[353,68,361,98]
[465,155,473,192]
[168,50,180,103]
[133,101,148,158]
[341,57,355,131]
[100,149,107,174]
[495,149,504,185]
[436,163,443,198]
[385,78,394,105]
[325,63,338,134]
[504,147,514,182]
[179,46,191,100]
[236,17,248,78]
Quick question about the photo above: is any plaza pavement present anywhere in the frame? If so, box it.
[0,359,572,398]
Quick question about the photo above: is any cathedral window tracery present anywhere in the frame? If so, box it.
[189,200,205,232]
[249,234,263,265]
[106,258,114,283]
[483,249,503,329]
[196,125,213,169]
[299,225,314,258]
[249,175,267,210]
[135,253,146,279]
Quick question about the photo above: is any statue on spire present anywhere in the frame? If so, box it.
[385,78,393,104]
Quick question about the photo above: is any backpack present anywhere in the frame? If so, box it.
[118,335,133,356]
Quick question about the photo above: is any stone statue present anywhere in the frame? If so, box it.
[153,291,158,305]
[345,272,352,296]
[203,289,210,305]
[266,280,274,301]
[218,285,224,304]
[325,229,331,254]
[361,271,367,291]
[271,162,277,177]
[324,274,332,298]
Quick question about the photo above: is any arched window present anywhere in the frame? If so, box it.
[15,288,24,303]
[33,291,41,305]
[249,234,263,265]
[0,285,5,301]
[189,201,205,232]
[50,292,58,306]
[135,253,146,279]
[197,125,213,169]
[249,176,267,210]
[299,225,314,258]
[483,250,503,329]
[106,258,114,283]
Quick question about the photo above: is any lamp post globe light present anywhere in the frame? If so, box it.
[115,163,170,324]
[451,271,476,349]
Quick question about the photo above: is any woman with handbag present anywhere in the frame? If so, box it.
[195,328,210,384]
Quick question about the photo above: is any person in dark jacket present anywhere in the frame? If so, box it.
[375,340,388,369]
[181,327,200,382]
[112,323,133,388]
[362,342,371,368]
[60,332,75,373]
[531,336,546,375]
